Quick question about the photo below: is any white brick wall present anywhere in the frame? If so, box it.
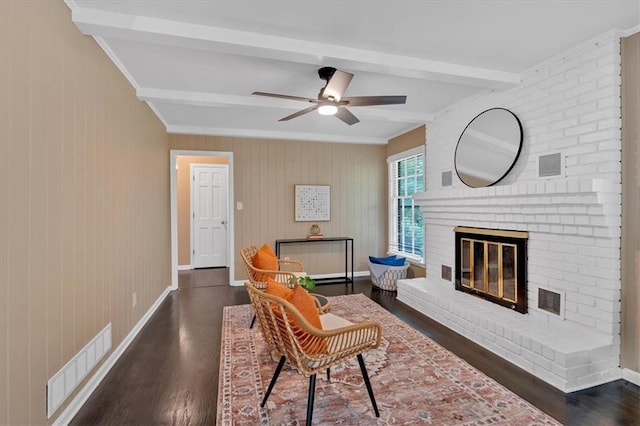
[406,32,623,391]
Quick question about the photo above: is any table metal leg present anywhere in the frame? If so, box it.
[344,240,348,284]
[350,239,354,285]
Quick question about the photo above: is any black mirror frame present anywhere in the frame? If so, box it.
[454,107,523,188]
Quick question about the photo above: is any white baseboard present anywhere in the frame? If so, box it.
[623,368,640,387]
[53,285,173,425]
[178,265,192,271]
[311,270,370,279]
[231,270,370,287]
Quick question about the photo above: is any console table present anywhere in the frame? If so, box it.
[275,237,354,285]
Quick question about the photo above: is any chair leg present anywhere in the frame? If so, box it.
[261,356,286,407]
[357,354,380,417]
[249,314,256,329]
[306,374,317,425]
[326,368,330,382]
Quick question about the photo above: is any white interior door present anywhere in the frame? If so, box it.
[191,164,228,268]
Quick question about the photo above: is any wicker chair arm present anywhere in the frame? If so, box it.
[276,258,304,272]
[307,293,330,314]
[286,313,381,370]
[252,268,297,283]
[309,320,381,350]
[251,266,296,276]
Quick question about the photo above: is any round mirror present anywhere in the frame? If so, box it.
[454,108,523,188]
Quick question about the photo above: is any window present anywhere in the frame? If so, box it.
[388,147,424,263]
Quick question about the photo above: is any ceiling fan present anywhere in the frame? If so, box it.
[252,67,407,125]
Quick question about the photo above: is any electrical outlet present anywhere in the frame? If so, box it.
[284,256,290,260]
[132,292,137,308]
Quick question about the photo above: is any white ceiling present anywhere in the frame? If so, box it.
[66,0,639,144]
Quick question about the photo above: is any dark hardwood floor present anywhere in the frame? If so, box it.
[178,267,229,289]
[71,271,640,426]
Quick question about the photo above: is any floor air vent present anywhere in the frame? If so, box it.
[538,288,563,317]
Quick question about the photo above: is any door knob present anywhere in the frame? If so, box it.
[221,220,226,225]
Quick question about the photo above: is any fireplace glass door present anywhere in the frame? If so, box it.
[459,237,520,310]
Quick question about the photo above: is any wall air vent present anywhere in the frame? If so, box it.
[441,170,453,187]
[441,265,452,281]
[538,152,563,177]
[538,287,564,317]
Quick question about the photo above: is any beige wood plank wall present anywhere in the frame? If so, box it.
[621,32,640,373]
[169,135,388,280]
[387,124,425,157]
[0,2,170,424]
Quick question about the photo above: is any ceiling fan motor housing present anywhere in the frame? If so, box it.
[318,66,337,82]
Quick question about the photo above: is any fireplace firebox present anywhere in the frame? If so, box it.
[454,227,528,314]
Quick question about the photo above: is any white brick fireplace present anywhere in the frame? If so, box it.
[397,31,623,393]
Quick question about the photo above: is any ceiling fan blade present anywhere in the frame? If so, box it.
[322,70,353,101]
[253,91,318,103]
[335,107,360,125]
[279,105,318,121]
[342,95,407,106]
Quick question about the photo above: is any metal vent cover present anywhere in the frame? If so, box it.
[538,152,562,177]
[538,287,562,316]
[441,170,453,187]
[441,265,452,281]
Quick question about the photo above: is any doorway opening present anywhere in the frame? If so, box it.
[170,150,234,289]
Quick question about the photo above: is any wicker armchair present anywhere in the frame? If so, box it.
[240,245,305,290]
[245,281,382,424]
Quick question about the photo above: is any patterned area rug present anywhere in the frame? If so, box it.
[217,293,560,425]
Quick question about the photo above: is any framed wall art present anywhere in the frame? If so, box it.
[295,185,331,221]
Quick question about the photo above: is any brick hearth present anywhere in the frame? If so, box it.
[397,278,617,392]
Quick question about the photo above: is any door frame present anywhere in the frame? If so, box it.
[190,163,229,268]
[170,149,234,290]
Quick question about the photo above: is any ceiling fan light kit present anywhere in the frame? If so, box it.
[253,67,407,125]
[318,104,338,116]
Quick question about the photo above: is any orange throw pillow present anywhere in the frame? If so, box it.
[286,285,322,329]
[265,278,293,299]
[253,245,278,271]
[286,286,327,354]
[260,243,276,258]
